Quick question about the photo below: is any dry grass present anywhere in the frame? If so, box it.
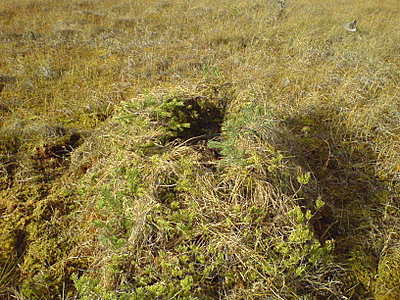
[1,0,400,299]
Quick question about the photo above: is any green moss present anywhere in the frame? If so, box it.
[375,250,400,299]
[349,249,378,293]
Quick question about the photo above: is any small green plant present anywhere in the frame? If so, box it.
[154,97,192,137]
[275,204,334,277]
[297,171,311,185]
[72,273,118,300]
[94,167,143,249]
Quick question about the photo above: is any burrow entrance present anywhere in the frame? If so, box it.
[158,95,228,144]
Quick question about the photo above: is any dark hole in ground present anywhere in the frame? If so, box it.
[155,93,229,169]
[32,132,84,183]
[13,229,27,258]
[35,132,82,161]
[160,95,227,144]
[156,176,179,206]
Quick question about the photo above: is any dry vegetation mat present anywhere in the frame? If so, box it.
[1,0,400,299]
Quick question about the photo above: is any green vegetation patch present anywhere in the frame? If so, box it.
[67,83,343,299]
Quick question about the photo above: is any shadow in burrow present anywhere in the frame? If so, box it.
[154,91,230,167]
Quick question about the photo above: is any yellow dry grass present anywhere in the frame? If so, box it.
[1,0,399,299]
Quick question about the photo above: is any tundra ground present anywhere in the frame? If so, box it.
[1,0,399,299]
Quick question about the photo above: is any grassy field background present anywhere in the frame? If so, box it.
[1,0,400,299]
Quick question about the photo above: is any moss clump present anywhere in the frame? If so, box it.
[375,250,400,299]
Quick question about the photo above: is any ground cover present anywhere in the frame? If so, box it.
[1,0,399,299]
